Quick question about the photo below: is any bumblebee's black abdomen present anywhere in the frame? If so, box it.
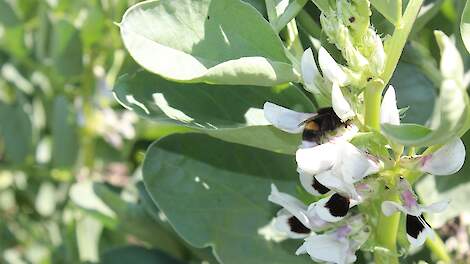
[302,123,321,142]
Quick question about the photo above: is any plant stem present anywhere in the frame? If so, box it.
[426,232,451,263]
[380,0,425,87]
[272,0,308,33]
[374,192,400,264]
[371,2,424,262]
[364,83,383,130]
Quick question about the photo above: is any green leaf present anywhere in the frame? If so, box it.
[119,0,299,86]
[51,19,83,76]
[370,0,402,25]
[101,246,185,264]
[93,183,187,259]
[381,123,432,145]
[114,70,314,154]
[461,0,470,53]
[51,96,79,169]
[390,63,437,125]
[0,102,32,164]
[143,133,310,264]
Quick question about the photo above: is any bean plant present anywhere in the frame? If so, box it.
[1,0,470,264]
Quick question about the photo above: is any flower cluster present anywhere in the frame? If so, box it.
[263,43,466,263]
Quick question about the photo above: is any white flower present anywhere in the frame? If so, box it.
[296,141,379,200]
[268,184,329,235]
[420,138,466,176]
[332,83,355,122]
[263,102,356,147]
[301,48,321,95]
[380,86,400,125]
[263,102,315,134]
[381,178,449,247]
[296,218,369,264]
[318,47,349,86]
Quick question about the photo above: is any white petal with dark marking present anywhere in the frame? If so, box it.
[268,184,311,228]
[314,193,350,222]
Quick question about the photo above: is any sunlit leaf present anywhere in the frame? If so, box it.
[370,0,402,25]
[114,70,314,154]
[119,0,299,86]
[143,133,310,264]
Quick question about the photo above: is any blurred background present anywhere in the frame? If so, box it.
[0,0,469,263]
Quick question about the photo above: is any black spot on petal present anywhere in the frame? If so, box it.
[288,216,310,234]
[406,214,430,239]
[312,177,330,194]
[325,194,350,217]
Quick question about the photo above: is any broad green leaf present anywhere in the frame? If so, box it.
[119,0,299,86]
[143,133,310,264]
[51,19,83,76]
[93,183,187,259]
[370,0,402,25]
[114,70,314,154]
[0,102,32,164]
[381,123,432,145]
[461,0,470,53]
[101,246,185,264]
[51,96,79,169]
[390,63,436,125]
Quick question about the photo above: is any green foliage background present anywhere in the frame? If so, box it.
[0,0,469,263]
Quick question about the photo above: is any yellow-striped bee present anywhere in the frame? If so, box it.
[299,107,346,144]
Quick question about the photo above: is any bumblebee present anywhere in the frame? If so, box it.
[299,107,345,144]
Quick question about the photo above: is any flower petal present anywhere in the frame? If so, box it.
[406,214,434,248]
[296,232,353,264]
[315,170,359,200]
[332,83,355,122]
[314,193,350,222]
[421,138,466,176]
[299,170,330,196]
[296,143,338,175]
[381,201,409,216]
[268,184,310,228]
[263,102,314,133]
[419,200,449,214]
[336,141,379,181]
[318,47,349,86]
[301,48,321,93]
[380,85,400,125]
[272,210,311,239]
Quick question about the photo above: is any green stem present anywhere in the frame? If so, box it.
[364,82,383,130]
[374,191,400,264]
[380,0,425,87]
[272,0,308,33]
[372,2,424,262]
[426,232,451,263]
[296,10,322,38]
